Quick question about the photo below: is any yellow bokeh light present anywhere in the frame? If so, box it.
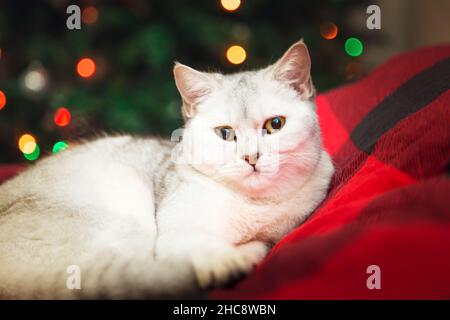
[221,0,241,11]
[18,134,37,154]
[226,45,246,65]
[23,141,37,154]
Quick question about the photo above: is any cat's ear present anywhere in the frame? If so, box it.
[272,40,315,99]
[173,62,216,118]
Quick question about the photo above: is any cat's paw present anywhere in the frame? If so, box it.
[191,241,268,289]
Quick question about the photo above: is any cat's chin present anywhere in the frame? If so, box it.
[229,164,315,199]
[226,170,285,198]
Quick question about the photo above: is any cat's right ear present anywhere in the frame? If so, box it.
[173,62,216,119]
[271,40,315,100]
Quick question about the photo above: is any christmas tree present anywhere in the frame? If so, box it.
[0,0,367,163]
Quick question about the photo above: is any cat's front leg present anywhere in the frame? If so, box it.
[156,232,268,289]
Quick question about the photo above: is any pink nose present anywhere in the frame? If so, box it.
[244,153,259,165]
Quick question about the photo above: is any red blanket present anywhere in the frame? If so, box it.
[210,45,450,299]
[1,46,449,299]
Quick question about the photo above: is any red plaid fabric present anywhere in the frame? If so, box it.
[210,45,450,299]
[0,164,23,182]
[1,46,449,300]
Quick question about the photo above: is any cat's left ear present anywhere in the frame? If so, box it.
[272,40,315,99]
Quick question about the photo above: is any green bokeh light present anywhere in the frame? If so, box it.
[52,141,69,153]
[23,144,40,161]
[345,37,363,57]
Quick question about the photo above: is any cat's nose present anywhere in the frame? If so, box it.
[243,153,259,166]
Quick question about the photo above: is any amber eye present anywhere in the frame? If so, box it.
[263,116,286,134]
[214,126,236,141]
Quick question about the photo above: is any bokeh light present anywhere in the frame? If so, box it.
[54,107,71,127]
[76,58,96,78]
[24,70,47,92]
[320,22,338,40]
[82,6,99,24]
[226,45,246,64]
[18,134,37,154]
[23,144,40,161]
[345,37,363,57]
[0,90,6,110]
[22,141,37,154]
[52,141,69,154]
[221,0,241,11]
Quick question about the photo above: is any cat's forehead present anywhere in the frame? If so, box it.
[201,69,294,126]
[224,71,260,95]
[219,73,264,122]
[214,70,284,122]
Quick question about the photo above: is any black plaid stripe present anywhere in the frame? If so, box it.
[351,57,450,154]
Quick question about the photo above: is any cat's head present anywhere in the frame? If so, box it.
[173,40,322,198]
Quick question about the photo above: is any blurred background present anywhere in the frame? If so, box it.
[0,0,449,163]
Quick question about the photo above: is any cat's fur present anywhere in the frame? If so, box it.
[0,40,334,299]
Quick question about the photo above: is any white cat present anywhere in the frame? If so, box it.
[0,40,334,299]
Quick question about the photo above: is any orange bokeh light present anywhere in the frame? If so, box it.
[76,58,96,78]
[82,6,99,25]
[226,45,246,65]
[54,107,71,127]
[0,90,6,110]
[320,22,338,40]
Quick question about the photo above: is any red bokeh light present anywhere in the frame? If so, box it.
[320,22,338,40]
[54,107,71,127]
[0,90,6,110]
[82,6,99,25]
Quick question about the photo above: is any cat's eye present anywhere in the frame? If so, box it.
[214,126,236,142]
[263,116,286,134]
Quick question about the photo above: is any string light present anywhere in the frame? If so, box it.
[52,141,69,153]
[54,107,71,127]
[320,22,338,40]
[221,0,241,12]
[76,58,96,78]
[0,90,6,110]
[24,69,47,92]
[21,63,49,96]
[226,45,246,64]
[82,6,98,25]
[23,144,40,161]
[18,134,37,154]
[345,37,363,57]
[18,133,40,161]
